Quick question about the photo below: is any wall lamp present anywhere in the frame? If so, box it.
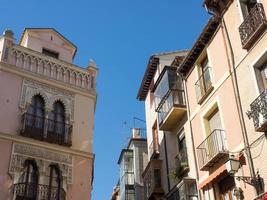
[225,156,264,195]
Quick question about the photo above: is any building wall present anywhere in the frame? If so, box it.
[223,0,267,196]
[0,29,97,200]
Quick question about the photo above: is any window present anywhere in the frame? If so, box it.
[240,0,257,18]
[16,160,38,200]
[49,165,62,200]
[42,48,59,59]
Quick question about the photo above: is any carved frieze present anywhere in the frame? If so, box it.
[9,143,73,184]
[19,79,75,121]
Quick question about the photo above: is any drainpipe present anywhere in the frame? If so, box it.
[182,77,200,196]
[221,17,258,195]
[163,132,171,192]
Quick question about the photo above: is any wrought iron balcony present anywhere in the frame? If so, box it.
[156,89,186,131]
[143,159,164,200]
[239,3,267,49]
[195,67,213,104]
[196,129,228,171]
[21,113,72,146]
[14,183,66,200]
[166,178,198,200]
[174,148,189,179]
[149,141,160,160]
[247,90,267,132]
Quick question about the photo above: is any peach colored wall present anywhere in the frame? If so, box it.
[67,156,93,200]
[185,25,244,187]
[0,70,22,135]
[73,94,95,153]
[0,139,13,200]
[22,31,74,63]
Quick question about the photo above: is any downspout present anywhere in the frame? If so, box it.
[163,132,171,192]
[221,17,258,194]
[182,77,200,195]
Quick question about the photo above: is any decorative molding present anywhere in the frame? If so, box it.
[20,79,75,121]
[9,143,73,184]
[6,45,96,91]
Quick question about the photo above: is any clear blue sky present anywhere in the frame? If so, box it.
[0,0,209,199]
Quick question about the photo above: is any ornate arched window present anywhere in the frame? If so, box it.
[48,101,65,144]
[48,165,62,200]
[24,95,45,139]
[15,160,38,200]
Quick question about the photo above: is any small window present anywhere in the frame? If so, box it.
[42,48,59,59]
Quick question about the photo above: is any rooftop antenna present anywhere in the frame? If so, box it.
[133,117,146,128]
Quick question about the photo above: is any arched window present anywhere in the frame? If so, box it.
[48,165,62,200]
[25,95,45,139]
[16,160,38,200]
[48,101,65,144]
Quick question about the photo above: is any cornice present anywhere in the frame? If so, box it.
[0,61,97,100]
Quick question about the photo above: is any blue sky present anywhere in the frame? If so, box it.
[0,0,209,199]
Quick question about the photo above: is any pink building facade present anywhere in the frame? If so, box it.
[0,28,97,200]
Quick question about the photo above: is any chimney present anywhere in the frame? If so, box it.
[132,128,141,139]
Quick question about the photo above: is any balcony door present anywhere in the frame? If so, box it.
[26,95,45,138]
[48,101,65,143]
[218,176,236,200]
[16,160,38,200]
[206,108,225,158]
[48,165,62,200]
[240,0,257,18]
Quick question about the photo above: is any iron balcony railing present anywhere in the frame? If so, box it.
[195,67,213,104]
[196,129,228,170]
[21,113,72,146]
[175,148,189,179]
[239,3,267,49]
[247,90,267,132]
[156,89,186,126]
[166,179,198,200]
[14,183,66,200]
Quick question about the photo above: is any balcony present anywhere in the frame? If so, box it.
[196,129,228,171]
[14,183,66,200]
[239,3,267,50]
[174,149,189,179]
[143,160,164,200]
[156,89,186,131]
[153,66,186,131]
[21,113,72,146]
[166,178,198,200]
[247,90,267,132]
[195,67,213,104]
[149,141,160,160]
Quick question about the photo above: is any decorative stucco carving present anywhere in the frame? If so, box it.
[9,143,73,184]
[19,79,75,121]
